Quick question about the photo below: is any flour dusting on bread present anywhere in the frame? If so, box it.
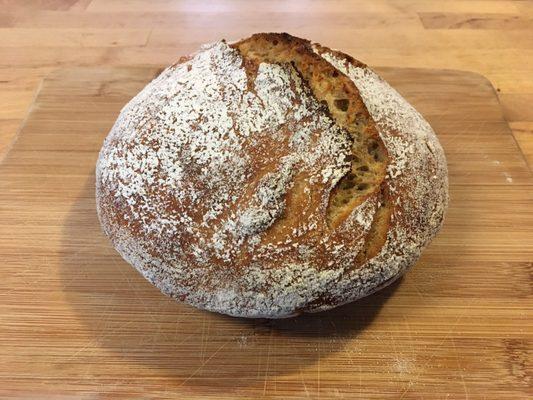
[96,33,448,318]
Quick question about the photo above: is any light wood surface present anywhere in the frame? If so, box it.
[1,0,533,171]
[0,66,531,399]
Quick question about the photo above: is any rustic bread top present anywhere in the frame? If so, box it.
[96,33,448,318]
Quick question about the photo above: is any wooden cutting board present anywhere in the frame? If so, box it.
[0,67,531,399]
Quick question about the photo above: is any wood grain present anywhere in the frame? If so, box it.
[0,66,531,399]
[510,122,533,168]
[419,12,533,29]
[1,0,533,170]
[1,1,533,398]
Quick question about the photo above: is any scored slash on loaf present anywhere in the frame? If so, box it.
[96,33,448,318]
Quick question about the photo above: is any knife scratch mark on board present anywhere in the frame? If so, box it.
[178,340,229,387]
[111,252,158,326]
[403,316,416,359]
[298,366,311,398]
[201,315,206,362]
[65,318,134,363]
[451,335,470,400]
[263,327,273,395]
[358,364,362,399]
[399,312,466,399]
[317,341,321,399]
[412,282,426,300]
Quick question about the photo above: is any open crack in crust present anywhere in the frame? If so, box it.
[232,33,391,267]
[96,33,448,318]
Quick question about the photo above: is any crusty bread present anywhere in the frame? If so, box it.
[96,33,448,318]
[234,34,389,231]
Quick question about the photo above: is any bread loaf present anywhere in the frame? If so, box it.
[96,33,448,318]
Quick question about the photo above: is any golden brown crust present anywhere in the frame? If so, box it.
[96,33,448,318]
[232,33,390,237]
